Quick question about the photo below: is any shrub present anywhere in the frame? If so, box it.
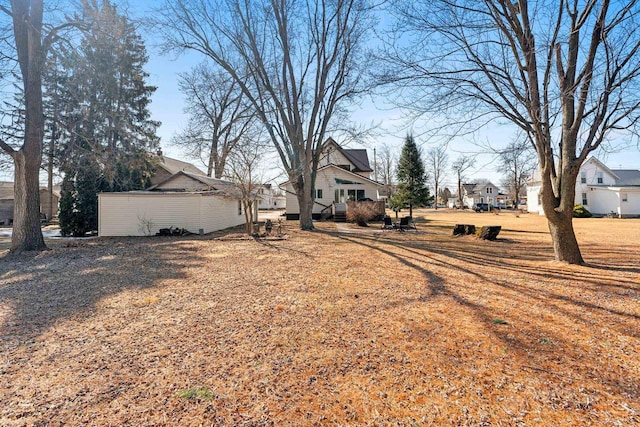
[347,202,379,226]
[573,205,593,218]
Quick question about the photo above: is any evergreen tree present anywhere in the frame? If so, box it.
[396,134,430,217]
[53,0,159,235]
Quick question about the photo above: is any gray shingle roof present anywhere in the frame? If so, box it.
[341,149,373,172]
[159,156,206,176]
[612,169,640,186]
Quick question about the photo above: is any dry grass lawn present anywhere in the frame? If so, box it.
[1,209,639,426]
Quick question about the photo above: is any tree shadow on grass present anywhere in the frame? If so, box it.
[0,237,209,344]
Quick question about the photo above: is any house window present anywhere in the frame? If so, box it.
[347,189,366,201]
[486,187,493,194]
[597,171,603,184]
[315,189,323,199]
[338,164,351,171]
[582,193,588,205]
[334,189,345,203]
[238,200,242,215]
[580,172,586,184]
[622,193,628,202]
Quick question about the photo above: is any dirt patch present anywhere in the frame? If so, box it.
[1,211,639,425]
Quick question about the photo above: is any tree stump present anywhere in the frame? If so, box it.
[453,224,476,235]
[478,225,501,240]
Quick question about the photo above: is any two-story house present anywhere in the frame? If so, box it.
[280,138,384,220]
[527,157,640,217]
[461,181,502,209]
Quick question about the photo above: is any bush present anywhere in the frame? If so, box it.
[573,205,593,218]
[347,202,379,226]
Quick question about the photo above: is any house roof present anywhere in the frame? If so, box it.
[0,181,61,200]
[279,163,384,187]
[157,155,207,176]
[146,170,259,199]
[322,138,373,172]
[612,169,640,186]
[462,181,498,196]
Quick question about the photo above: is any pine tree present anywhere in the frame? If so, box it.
[396,134,430,217]
[53,0,159,234]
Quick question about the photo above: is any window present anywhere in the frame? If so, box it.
[338,164,351,171]
[622,193,628,202]
[238,200,243,215]
[580,172,586,184]
[582,193,588,205]
[315,189,323,199]
[334,189,345,203]
[347,189,366,201]
[597,171,603,184]
[486,187,493,194]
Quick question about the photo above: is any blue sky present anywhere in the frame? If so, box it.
[130,1,640,191]
[3,1,639,190]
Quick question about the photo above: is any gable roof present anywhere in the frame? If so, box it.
[280,163,384,187]
[157,155,207,176]
[322,138,373,172]
[147,170,233,191]
[462,181,498,196]
[611,169,640,186]
[0,181,61,200]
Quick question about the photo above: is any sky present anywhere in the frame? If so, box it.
[129,1,640,192]
[2,0,640,192]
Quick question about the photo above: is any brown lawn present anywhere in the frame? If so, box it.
[0,210,639,426]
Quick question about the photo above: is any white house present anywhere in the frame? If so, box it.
[527,157,640,217]
[98,171,256,236]
[256,184,286,210]
[281,138,384,220]
[461,181,503,208]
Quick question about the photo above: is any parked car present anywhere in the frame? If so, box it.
[474,203,490,212]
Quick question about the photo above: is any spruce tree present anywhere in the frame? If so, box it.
[396,134,430,217]
[54,0,159,235]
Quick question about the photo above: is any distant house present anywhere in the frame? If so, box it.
[150,154,208,186]
[99,170,258,237]
[527,157,640,217]
[280,138,384,220]
[461,181,502,208]
[256,184,286,210]
[0,181,60,225]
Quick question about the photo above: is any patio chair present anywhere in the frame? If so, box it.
[398,216,417,231]
[381,216,394,230]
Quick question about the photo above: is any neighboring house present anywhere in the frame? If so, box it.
[150,153,208,186]
[256,184,286,210]
[98,171,257,236]
[461,181,502,208]
[0,181,60,225]
[281,138,384,220]
[527,157,640,217]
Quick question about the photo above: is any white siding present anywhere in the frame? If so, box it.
[283,165,383,215]
[526,184,543,215]
[98,192,246,236]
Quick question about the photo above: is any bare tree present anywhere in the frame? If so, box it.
[375,142,396,200]
[172,62,254,179]
[159,0,372,230]
[498,139,536,208]
[225,139,265,235]
[426,143,447,208]
[0,1,48,253]
[451,155,475,209]
[385,1,640,264]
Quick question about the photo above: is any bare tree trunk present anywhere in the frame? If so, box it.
[547,211,583,264]
[11,150,46,252]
